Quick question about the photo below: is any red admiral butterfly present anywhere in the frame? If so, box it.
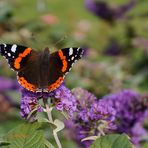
[0,44,84,92]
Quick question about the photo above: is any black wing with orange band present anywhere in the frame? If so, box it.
[0,44,33,71]
[0,44,39,92]
[47,47,84,92]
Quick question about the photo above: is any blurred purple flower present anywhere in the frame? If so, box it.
[131,122,147,148]
[65,88,117,148]
[0,76,20,111]
[72,87,97,109]
[0,76,19,91]
[103,38,122,56]
[20,84,77,120]
[103,25,136,56]
[113,0,137,19]
[65,89,148,147]
[102,90,148,146]
[85,0,137,23]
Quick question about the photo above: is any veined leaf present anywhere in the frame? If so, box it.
[0,122,46,148]
[90,134,134,148]
[38,117,56,129]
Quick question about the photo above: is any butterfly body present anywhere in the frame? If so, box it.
[0,44,84,92]
[39,47,51,89]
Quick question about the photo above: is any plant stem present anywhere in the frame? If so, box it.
[43,98,62,148]
[44,100,53,122]
[53,130,62,148]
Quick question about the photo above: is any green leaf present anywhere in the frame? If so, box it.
[38,117,56,129]
[38,117,50,123]
[90,134,134,148]
[1,122,46,148]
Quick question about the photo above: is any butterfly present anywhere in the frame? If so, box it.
[0,44,84,92]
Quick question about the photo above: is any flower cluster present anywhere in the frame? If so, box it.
[65,88,117,148]
[20,94,43,121]
[102,90,148,147]
[20,84,77,120]
[51,85,77,118]
[64,89,148,148]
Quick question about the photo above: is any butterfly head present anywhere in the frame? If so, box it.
[43,47,50,55]
[40,47,50,64]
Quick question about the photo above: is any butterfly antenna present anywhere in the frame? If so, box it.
[31,33,37,42]
[53,35,68,47]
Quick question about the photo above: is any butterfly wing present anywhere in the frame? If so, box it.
[0,44,33,71]
[48,47,84,92]
[0,44,40,92]
[17,51,41,92]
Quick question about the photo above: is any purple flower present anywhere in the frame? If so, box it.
[85,0,114,22]
[65,88,117,148]
[103,38,122,56]
[0,76,19,91]
[65,89,148,147]
[89,100,116,122]
[20,84,77,120]
[85,0,136,23]
[0,76,20,110]
[102,90,148,147]
[20,95,43,121]
[51,84,77,118]
[131,122,147,148]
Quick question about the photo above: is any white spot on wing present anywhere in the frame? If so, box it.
[11,44,17,53]
[69,48,73,56]
[8,53,11,57]
[71,56,74,60]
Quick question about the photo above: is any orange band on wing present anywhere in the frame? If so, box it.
[14,48,32,70]
[48,77,63,92]
[58,50,67,72]
[18,76,37,92]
